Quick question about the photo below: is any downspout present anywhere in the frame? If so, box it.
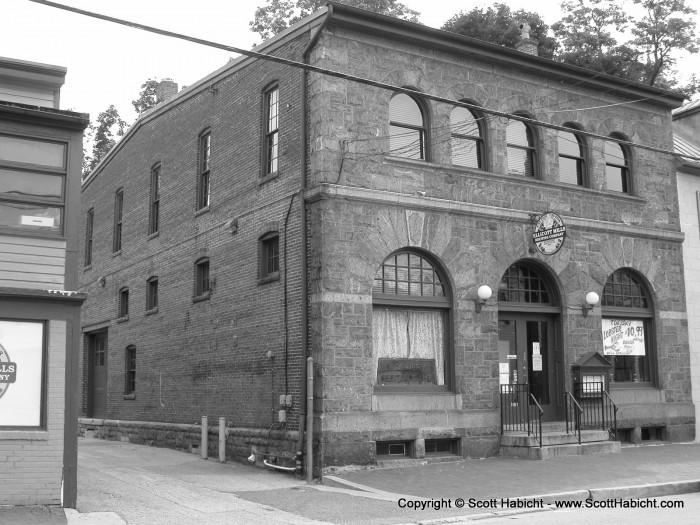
[296,5,333,481]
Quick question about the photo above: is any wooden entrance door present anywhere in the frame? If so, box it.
[498,314,561,421]
[88,331,107,418]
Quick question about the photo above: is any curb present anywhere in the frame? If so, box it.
[322,477,700,524]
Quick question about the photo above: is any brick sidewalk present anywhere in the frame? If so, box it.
[330,443,700,500]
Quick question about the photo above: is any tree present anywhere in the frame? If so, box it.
[630,0,700,88]
[250,0,420,40]
[83,105,128,178]
[132,78,159,114]
[441,3,558,59]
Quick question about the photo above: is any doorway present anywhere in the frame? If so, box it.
[87,331,107,418]
[498,314,561,420]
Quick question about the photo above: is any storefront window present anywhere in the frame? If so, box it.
[372,251,450,389]
[601,269,653,383]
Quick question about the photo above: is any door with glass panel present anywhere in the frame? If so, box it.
[498,314,560,421]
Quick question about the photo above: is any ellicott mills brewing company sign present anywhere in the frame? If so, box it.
[533,213,567,255]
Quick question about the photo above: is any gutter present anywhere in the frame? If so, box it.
[297,4,333,482]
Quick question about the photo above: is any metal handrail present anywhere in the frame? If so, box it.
[602,390,619,440]
[564,391,582,445]
[528,393,543,448]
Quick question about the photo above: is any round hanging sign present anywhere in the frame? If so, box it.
[532,212,566,255]
[0,343,16,401]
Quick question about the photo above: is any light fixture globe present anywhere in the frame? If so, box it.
[585,291,600,307]
[477,285,492,301]
[475,285,492,313]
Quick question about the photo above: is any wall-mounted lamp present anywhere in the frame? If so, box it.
[475,285,492,313]
[97,276,106,287]
[582,291,599,317]
[224,218,238,234]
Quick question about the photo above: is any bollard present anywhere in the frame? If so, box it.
[219,417,226,463]
[201,416,208,460]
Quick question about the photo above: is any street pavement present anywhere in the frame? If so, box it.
[0,438,699,524]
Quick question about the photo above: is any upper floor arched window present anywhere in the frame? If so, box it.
[605,136,630,193]
[389,93,426,160]
[558,127,585,186]
[506,118,537,177]
[451,105,484,169]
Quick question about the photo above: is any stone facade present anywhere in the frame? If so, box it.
[79,4,694,475]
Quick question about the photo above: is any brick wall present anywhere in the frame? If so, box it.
[79,35,309,445]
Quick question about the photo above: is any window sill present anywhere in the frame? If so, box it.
[145,307,159,316]
[258,272,280,285]
[195,206,210,217]
[259,171,279,185]
[193,292,210,303]
[84,264,92,271]
[123,393,135,400]
[609,381,656,389]
[112,250,122,258]
[0,430,48,440]
[147,231,159,241]
[116,315,129,323]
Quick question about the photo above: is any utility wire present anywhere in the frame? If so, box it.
[28,0,700,163]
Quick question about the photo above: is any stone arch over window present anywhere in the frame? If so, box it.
[605,133,631,193]
[389,91,428,160]
[601,268,655,384]
[372,249,451,390]
[451,102,485,169]
[558,123,587,186]
[506,115,538,177]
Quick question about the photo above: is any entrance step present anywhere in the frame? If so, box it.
[500,423,621,460]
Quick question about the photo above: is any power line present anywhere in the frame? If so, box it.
[28,0,700,163]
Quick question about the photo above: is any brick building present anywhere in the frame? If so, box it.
[79,3,694,474]
[0,56,88,506]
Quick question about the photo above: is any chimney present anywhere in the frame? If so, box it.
[155,79,178,104]
[515,22,539,56]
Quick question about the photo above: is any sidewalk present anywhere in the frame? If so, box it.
[1,440,699,525]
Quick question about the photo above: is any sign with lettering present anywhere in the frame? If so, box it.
[602,319,645,356]
[532,213,567,255]
[376,358,436,385]
[0,321,44,427]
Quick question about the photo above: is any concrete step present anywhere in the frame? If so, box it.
[501,439,621,460]
[501,429,611,447]
[375,455,463,469]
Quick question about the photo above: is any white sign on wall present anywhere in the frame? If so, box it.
[0,321,44,427]
[602,319,645,356]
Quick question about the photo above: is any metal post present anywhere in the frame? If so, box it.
[219,417,226,463]
[201,416,208,460]
[306,357,313,482]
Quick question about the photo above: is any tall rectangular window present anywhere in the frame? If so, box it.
[85,208,94,266]
[264,87,279,175]
[113,189,123,253]
[146,277,158,311]
[197,133,211,210]
[125,346,136,395]
[118,288,129,318]
[149,164,160,235]
[260,233,279,280]
[0,134,67,234]
[195,258,210,298]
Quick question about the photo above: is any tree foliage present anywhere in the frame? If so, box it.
[442,3,558,59]
[132,78,159,114]
[83,105,128,178]
[250,0,419,40]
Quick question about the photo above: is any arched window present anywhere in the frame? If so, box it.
[601,269,654,383]
[389,93,426,160]
[372,251,450,389]
[506,119,537,177]
[498,263,557,305]
[605,136,630,193]
[558,127,585,186]
[451,105,484,169]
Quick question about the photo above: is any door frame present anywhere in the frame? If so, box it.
[86,330,108,418]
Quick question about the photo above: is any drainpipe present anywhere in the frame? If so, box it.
[296,5,333,480]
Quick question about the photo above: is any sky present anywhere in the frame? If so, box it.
[2,0,699,126]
